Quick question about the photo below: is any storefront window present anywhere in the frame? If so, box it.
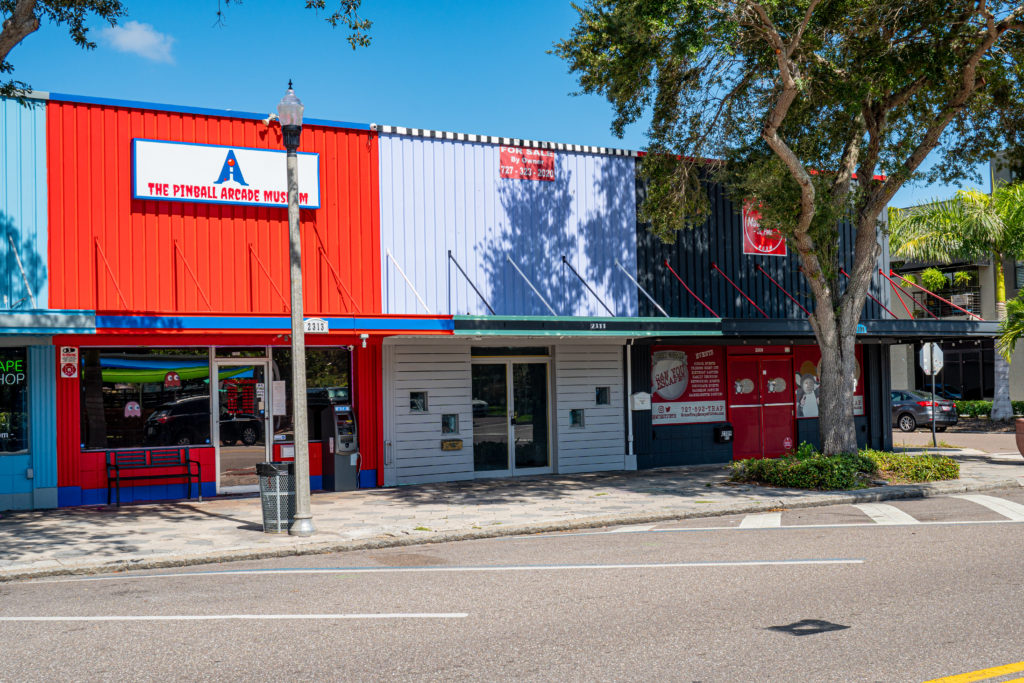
[80,348,212,449]
[271,347,351,442]
[0,347,29,453]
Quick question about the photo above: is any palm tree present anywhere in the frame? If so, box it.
[889,184,1024,422]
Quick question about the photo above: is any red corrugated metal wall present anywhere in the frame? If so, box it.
[55,346,81,487]
[46,101,381,316]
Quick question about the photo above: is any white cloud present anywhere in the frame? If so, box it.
[100,21,175,64]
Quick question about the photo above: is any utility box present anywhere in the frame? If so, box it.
[321,404,359,491]
[630,392,652,411]
[714,424,734,444]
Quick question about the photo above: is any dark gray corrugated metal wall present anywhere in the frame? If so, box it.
[635,166,892,320]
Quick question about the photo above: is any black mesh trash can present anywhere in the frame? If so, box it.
[256,462,295,533]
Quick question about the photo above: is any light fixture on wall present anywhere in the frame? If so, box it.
[360,333,369,348]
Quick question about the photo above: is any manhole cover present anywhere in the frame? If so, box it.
[766,619,849,636]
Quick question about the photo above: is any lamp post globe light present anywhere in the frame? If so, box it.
[278,80,314,537]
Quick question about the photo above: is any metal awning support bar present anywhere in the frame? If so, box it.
[562,255,615,316]
[448,250,495,315]
[506,254,557,316]
[879,268,915,318]
[710,262,768,318]
[663,260,717,317]
[7,235,36,309]
[878,268,939,319]
[755,264,810,316]
[386,248,432,315]
[616,260,669,317]
[890,269,984,321]
[839,268,897,319]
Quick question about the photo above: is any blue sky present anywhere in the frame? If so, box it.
[10,0,988,208]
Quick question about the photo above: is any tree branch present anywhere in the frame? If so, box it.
[0,0,40,64]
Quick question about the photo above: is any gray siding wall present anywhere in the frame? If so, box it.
[554,343,627,473]
[387,342,475,485]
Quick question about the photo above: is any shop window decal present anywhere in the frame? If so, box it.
[733,378,755,395]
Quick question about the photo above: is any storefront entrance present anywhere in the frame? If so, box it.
[214,361,271,492]
[471,360,551,476]
[727,355,795,459]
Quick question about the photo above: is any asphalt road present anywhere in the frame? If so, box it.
[2,492,1024,682]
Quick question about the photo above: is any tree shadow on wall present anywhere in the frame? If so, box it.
[482,166,577,316]
[582,157,639,317]
[0,212,47,310]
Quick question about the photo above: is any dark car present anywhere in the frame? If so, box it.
[890,389,958,432]
[145,396,264,446]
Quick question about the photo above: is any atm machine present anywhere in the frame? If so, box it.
[321,403,360,491]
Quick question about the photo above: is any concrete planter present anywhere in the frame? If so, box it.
[1015,418,1024,456]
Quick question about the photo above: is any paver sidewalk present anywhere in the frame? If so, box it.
[1,448,1022,581]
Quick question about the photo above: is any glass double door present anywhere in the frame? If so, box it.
[215,361,270,491]
[471,361,550,475]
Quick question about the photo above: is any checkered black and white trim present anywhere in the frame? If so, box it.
[371,124,640,157]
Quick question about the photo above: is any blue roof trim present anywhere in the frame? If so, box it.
[48,93,371,131]
[95,315,454,332]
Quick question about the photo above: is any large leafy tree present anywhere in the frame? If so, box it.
[556,0,1024,454]
[890,185,1024,420]
[1,0,371,99]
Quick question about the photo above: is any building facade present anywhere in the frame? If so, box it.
[0,91,994,510]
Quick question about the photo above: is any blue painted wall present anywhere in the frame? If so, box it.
[0,345,58,510]
[378,133,639,317]
[1,97,49,310]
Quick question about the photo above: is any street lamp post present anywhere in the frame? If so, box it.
[278,80,314,537]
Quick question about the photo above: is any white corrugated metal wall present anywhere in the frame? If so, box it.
[378,133,638,318]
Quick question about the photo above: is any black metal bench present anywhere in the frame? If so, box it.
[106,448,203,506]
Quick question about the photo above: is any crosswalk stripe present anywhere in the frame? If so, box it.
[953,494,1024,521]
[853,503,920,525]
[739,512,782,528]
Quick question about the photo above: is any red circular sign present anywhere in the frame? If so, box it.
[61,363,77,377]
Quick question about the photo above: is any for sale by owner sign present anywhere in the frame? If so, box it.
[132,139,320,209]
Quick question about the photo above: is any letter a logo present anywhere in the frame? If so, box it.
[214,149,248,186]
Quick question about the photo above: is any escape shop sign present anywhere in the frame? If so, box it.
[499,146,555,181]
[742,201,787,257]
[132,139,321,209]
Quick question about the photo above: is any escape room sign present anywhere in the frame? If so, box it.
[651,346,727,425]
[742,201,787,257]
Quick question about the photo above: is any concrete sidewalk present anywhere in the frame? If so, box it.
[2,448,1022,582]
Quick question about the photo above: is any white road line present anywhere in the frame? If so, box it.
[0,613,468,622]
[739,512,782,528]
[853,503,920,525]
[23,559,865,585]
[954,494,1024,521]
[533,517,1023,539]
[609,524,659,533]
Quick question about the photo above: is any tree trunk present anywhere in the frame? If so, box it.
[991,255,1013,422]
[814,311,860,454]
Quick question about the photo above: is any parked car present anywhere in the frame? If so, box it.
[890,389,958,432]
[145,396,263,446]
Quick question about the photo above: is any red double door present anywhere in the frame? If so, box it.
[727,356,796,459]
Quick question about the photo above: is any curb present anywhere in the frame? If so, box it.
[2,476,1021,583]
